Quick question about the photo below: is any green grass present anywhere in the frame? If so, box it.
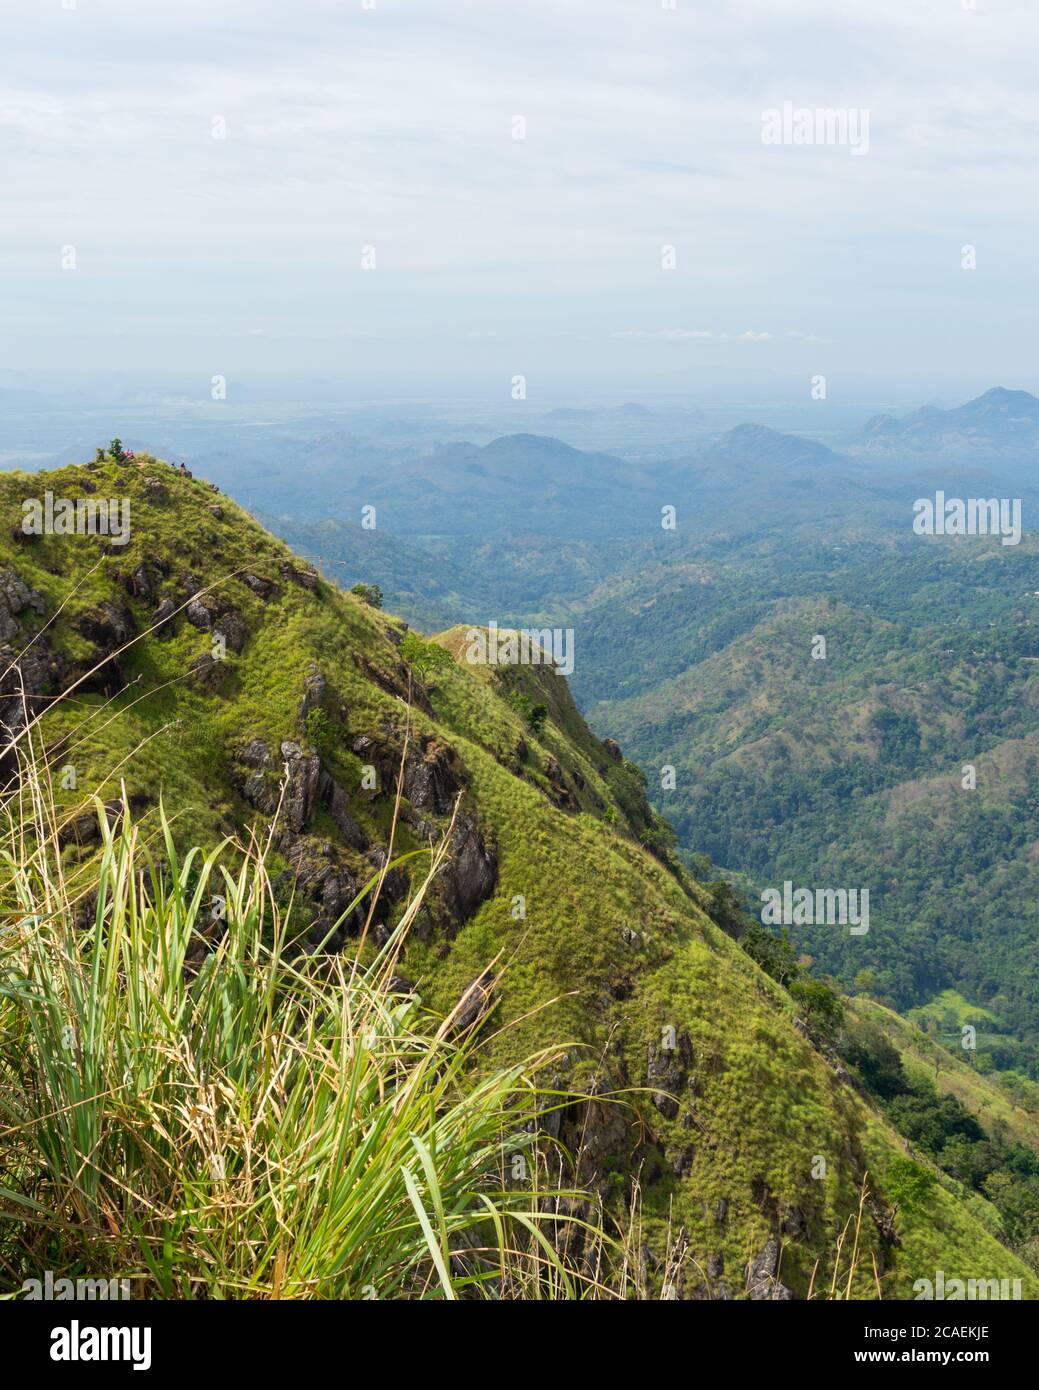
[0,777,599,1299]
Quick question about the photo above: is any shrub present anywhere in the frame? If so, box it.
[350,582,383,609]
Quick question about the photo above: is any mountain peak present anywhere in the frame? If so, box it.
[857,386,1039,453]
[973,386,1038,406]
[711,422,839,467]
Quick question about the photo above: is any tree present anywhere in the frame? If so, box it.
[886,1156,937,1213]
[350,582,383,609]
[528,702,548,736]
[109,438,125,463]
[400,631,453,681]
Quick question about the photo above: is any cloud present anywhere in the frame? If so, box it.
[1,0,1036,375]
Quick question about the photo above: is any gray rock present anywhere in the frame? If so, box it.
[240,571,276,600]
[319,773,368,850]
[746,1237,796,1300]
[647,1031,693,1119]
[0,568,44,643]
[75,600,134,650]
[671,1145,695,1176]
[299,666,327,719]
[279,742,321,832]
[451,968,496,1032]
[439,810,497,923]
[235,738,320,833]
[185,596,217,631]
[213,609,245,652]
[150,598,177,637]
[402,735,464,815]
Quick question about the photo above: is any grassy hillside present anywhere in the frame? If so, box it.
[583,545,1039,1071]
[0,452,1034,1298]
[849,997,1039,1155]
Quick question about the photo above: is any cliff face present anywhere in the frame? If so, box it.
[1,453,1033,1299]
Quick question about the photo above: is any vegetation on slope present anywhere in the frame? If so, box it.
[0,452,1034,1298]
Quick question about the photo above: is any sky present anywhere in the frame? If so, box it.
[1,0,1037,394]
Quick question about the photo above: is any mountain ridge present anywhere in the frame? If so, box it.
[1,450,1033,1296]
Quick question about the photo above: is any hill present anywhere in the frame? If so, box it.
[857,387,1039,459]
[581,537,1039,1073]
[0,452,1034,1297]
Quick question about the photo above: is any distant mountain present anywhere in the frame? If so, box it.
[337,433,662,536]
[857,387,1039,457]
[642,425,891,539]
[706,423,844,470]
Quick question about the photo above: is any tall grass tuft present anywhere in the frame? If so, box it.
[0,759,600,1299]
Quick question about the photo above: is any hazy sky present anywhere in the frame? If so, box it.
[1,0,1036,391]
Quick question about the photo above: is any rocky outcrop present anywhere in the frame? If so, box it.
[544,754,576,810]
[186,650,228,691]
[281,835,363,944]
[745,1237,796,1300]
[234,738,322,834]
[234,738,372,859]
[280,562,319,591]
[365,846,407,907]
[184,594,245,652]
[212,609,245,653]
[560,1071,633,1192]
[351,654,433,715]
[0,641,67,779]
[76,601,134,651]
[57,795,148,850]
[0,568,44,642]
[141,475,168,503]
[185,596,218,630]
[319,771,368,850]
[401,734,465,815]
[439,810,497,924]
[451,968,496,1033]
[120,562,154,603]
[240,571,278,600]
[646,1030,693,1119]
[299,665,327,720]
[73,601,134,696]
[151,597,177,636]
[279,741,322,832]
